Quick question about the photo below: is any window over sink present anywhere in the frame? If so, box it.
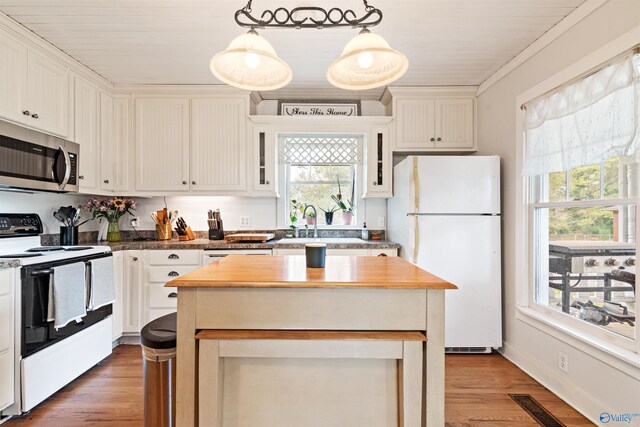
[278,134,363,228]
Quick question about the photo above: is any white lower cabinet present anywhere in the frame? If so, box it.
[122,250,144,335]
[111,251,124,341]
[144,250,201,325]
[0,268,15,411]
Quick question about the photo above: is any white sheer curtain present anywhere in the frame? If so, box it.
[522,53,640,176]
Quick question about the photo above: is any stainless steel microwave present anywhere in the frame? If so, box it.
[0,121,79,193]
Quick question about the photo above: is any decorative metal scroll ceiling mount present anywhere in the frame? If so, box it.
[209,1,408,91]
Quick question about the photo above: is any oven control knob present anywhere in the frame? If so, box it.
[585,258,600,267]
[605,258,620,267]
[625,258,635,267]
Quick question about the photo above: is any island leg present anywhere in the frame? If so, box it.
[177,288,197,426]
[424,290,445,427]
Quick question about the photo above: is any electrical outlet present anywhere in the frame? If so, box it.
[559,352,568,373]
[377,216,386,228]
[240,216,251,227]
[130,217,140,228]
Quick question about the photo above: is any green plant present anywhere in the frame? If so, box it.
[306,210,316,218]
[289,199,304,230]
[320,206,339,214]
[331,176,354,212]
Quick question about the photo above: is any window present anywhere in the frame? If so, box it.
[524,52,639,351]
[279,135,362,227]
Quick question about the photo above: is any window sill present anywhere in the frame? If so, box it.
[515,305,640,378]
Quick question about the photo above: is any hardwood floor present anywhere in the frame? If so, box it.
[6,345,593,426]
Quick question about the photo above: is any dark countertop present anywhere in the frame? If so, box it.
[98,238,400,251]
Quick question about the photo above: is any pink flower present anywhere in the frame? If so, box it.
[99,206,107,212]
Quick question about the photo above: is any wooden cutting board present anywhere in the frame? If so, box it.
[226,233,276,243]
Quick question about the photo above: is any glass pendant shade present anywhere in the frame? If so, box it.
[326,29,409,91]
[210,29,292,91]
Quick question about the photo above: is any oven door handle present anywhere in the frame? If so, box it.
[30,268,54,277]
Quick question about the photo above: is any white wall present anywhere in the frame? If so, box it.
[0,192,387,234]
[476,0,640,422]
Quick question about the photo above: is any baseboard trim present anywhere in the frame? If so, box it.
[500,341,613,426]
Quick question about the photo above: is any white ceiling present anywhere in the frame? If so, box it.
[0,0,586,100]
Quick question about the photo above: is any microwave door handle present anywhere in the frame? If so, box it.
[53,146,71,190]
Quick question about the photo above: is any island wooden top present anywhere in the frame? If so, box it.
[168,255,457,290]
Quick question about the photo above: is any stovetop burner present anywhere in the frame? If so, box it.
[0,253,43,258]
[26,246,63,252]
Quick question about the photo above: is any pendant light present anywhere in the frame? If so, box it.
[326,29,409,91]
[209,28,292,91]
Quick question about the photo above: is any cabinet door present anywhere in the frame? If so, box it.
[99,91,114,191]
[395,99,435,149]
[123,251,144,334]
[191,98,246,191]
[111,251,124,340]
[364,126,392,198]
[135,98,190,191]
[112,97,132,191]
[27,49,69,137]
[0,29,28,124]
[74,76,99,192]
[252,126,277,195]
[434,98,474,149]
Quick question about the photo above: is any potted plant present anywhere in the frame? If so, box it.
[83,196,137,242]
[305,210,316,225]
[286,199,304,237]
[320,206,338,225]
[331,176,355,225]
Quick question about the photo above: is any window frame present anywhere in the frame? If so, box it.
[515,40,640,366]
[276,133,365,230]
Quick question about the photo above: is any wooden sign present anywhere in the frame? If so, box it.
[278,100,361,117]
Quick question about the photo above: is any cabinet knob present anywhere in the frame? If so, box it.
[103,179,109,184]
[132,257,138,261]
[22,110,30,116]
[437,137,442,142]
[182,181,187,185]
[373,182,378,186]
[430,137,435,142]
[192,181,196,185]
[31,113,39,119]
[266,180,270,185]
[79,175,85,180]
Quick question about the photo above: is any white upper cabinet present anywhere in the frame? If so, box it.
[363,126,392,198]
[99,90,115,191]
[112,96,132,192]
[26,49,69,137]
[0,29,28,124]
[190,98,247,191]
[252,125,277,196]
[74,75,99,192]
[135,98,190,192]
[384,87,476,152]
[0,28,69,138]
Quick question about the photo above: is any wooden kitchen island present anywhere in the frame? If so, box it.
[168,255,457,427]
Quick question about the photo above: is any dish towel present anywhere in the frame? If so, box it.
[88,257,115,311]
[47,262,87,330]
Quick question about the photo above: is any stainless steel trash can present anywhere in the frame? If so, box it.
[141,312,177,427]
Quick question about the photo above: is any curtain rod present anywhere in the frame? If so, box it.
[520,45,640,111]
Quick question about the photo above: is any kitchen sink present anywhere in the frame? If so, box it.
[275,238,366,244]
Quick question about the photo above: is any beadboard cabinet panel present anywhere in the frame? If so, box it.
[395,99,436,149]
[112,97,132,192]
[190,98,246,191]
[74,75,99,192]
[27,49,69,137]
[435,99,474,149]
[99,90,114,191]
[0,29,28,125]
[135,98,190,191]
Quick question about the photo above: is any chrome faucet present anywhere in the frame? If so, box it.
[302,204,318,239]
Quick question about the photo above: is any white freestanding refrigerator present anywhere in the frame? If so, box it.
[388,156,502,351]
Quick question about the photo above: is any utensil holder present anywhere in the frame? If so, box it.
[209,229,224,240]
[60,226,78,246]
[156,223,172,240]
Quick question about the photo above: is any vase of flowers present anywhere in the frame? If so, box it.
[83,197,137,242]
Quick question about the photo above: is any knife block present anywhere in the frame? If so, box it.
[178,226,196,241]
[209,229,224,240]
